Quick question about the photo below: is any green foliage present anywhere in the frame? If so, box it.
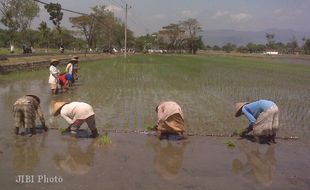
[303,39,310,54]
[0,0,39,42]
[44,3,63,32]
[222,42,236,53]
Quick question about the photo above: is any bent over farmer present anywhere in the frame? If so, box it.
[154,101,186,140]
[235,99,279,143]
[13,95,47,136]
[53,102,99,138]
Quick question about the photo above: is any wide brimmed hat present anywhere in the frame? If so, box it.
[53,101,67,116]
[235,102,248,117]
[51,59,59,64]
[73,56,79,59]
[26,94,40,104]
[70,58,78,62]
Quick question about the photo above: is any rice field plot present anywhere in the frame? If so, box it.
[0,54,309,139]
[77,54,310,139]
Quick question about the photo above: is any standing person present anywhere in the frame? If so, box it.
[65,59,75,86]
[48,59,60,95]
[13,95,47,136]
[58,72,69,92]
[72,56,79,81]
[235,99,279,143]
[52,101,99,138]
[154,101,186,140]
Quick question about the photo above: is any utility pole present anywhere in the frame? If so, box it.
[124,3,131,58]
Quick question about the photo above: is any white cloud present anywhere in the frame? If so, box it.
[181,10,198,18]
[229,13,251,22]
[106,5,122,12]
[212,11,229,19]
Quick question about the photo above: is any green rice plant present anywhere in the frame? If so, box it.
[59,128,66,134]
[225,140,236,149]
[96,132,112,147]
[143,125,155,131]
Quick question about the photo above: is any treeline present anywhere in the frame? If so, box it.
[206,33,310,55]
[0,0,309,55]
[0,0,204,54]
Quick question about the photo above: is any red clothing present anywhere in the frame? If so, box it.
[59,74,68,89]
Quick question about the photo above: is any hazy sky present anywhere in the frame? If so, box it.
[34,0,310,36]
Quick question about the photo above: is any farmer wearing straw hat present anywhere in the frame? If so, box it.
[65,58,75,86]
[53,102,99,138]
[13,95,47,136]
[154,101,186,140]
[235,100,279,143]
[72,56,79,81]
[48,59,60,94]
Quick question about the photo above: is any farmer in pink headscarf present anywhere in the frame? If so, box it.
[154,101,186,140]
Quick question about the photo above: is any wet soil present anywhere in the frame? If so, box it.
[0,132,309,190]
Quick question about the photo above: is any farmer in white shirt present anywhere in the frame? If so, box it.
[48,59,60,94]
[52,101,99,138]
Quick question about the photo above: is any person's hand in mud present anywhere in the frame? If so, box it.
[239,124,254,138]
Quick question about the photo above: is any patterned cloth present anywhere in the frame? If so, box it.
[253,105,279,136]
[156,101,185,134]
[157,113,185,134]
[13,96,45,129]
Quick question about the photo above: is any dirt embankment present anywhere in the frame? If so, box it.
[0,53,116,74]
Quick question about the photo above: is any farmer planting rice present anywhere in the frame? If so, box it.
[235,100,279,143]
[72,56,80,81]
[65,58,75,86]
[52,101,99,138]
[58,73,69,92]
[13,95,47,136]
[48,59,60,95]
[154,101,186,140]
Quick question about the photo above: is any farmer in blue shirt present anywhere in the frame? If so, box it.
[235,100,279,143]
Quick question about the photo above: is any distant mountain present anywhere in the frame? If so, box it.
[202,29,310,46]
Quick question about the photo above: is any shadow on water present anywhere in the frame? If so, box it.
[53,139,95,175]
[13,133,48,173]
[232,142,276,187]
[146,138,189,180]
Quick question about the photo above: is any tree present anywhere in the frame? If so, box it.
[286,36,298,54]
[159,23,185,52]
[0,0,39,45]
[265,33,275,49]
[222,42,236,53]
[180,18,202,54]
[70,15,96,49]
[38,21,50,52]
[44,2,63,45]
[303,39,310,54]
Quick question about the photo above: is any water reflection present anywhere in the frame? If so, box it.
[232,143,276,186]
[53,139,95,175]
[147,138,188,180]
[13,133,47,172]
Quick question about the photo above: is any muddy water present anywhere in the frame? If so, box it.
[0,55,310,189]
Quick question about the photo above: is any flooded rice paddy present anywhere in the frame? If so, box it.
[0,54,309,189]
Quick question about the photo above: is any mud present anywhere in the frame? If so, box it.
[0,55,309,189]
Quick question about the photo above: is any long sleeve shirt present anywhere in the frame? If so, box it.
[156,101,184,124]
[60,102,95,124]
[49,65,60,84]
[241,100,275,125]
[14,96,45,125]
